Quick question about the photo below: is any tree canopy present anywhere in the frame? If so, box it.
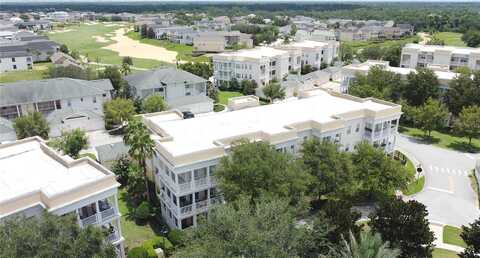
[142,94,168,113]
[403,68,441,106]
[454,105,480,145]
[349,66,403,101]
[412,98,449,137]
[103,98,136,130]
[13,111,50,140]
[460,217,480,258]
[0,213,115,258]
[51,129,89,159]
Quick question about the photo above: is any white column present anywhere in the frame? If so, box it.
[95,201,100,223]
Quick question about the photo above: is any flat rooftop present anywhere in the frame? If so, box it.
[404,43,480,55]
[0,137,117,208]
[344,60,458,81]
[215,46,288,59]
[287,40,329,48]
[144,90,397,157]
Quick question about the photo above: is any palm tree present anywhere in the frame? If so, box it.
[335,231,401,258]
[262,82,285,103]
[120,62,131,76]
[123,117,155,201]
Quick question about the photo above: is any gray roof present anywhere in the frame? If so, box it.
[0,50,30,58]
[0,117,14,135]
[45,107,103,125]
[125,67,206,90]
[0,78,113,106]
[95,142,130,163]
[0,39,59,53]
[168,94,213,108]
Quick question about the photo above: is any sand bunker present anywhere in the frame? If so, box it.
[85,22,98,26]
[103,28,177,63]
[93,35,109,43]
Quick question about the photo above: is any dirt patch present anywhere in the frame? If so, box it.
[93,35,109,43]
[102,28,177,63]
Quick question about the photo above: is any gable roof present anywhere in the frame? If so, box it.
[0,78,113,106]
[125,67,206,90]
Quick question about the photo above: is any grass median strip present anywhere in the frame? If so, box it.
[443,225,467,248]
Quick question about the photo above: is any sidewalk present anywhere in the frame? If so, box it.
[430,222,465,253]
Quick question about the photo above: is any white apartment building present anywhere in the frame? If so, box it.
[0,51,33,72]
[213,46,302,95]
[141,88,402,229]
[400,43,480,71]
[341,60,459,93]
[0,137,125,257]
[276,40,340,69]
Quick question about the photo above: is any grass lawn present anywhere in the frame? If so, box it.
[343,36,420,54]
[47,23,167,69]
[433,248,459,258]
[0,62,52,83]
[433,32,466,47]
[118,189,161,250]
[403,176,425,196]
[125,31,210,63]
[218,91,244,105]
[400,126,480,153]
[443,225,467,248]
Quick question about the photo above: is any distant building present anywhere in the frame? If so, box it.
[400,43,480,71]
[50,52,82,69]
[296,29,337,42]
[0,78,113,140]
[193,31,253,53]
[275,40,340,69]
[0,50,33,72]
[341,60,460,93]
[0,39,59,62]
[0,137,125,257]
[151,25,197,45]
[125,68,213,114]
[48,11,70,22]
[15,20,52,31]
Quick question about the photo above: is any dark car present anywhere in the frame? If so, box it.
[182,111,195,119]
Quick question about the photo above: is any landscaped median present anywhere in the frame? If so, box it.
[443,225,467,248]
[395,150,425,196]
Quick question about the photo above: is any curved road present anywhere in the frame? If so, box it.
[397,135,480,227]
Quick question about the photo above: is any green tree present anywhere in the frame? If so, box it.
[462,30,480,47]
[70,50,80,60]
[207,82,219,103]
[351,142,410,198]
[240,79,257,95]
[216,140,310,205]
[100,66,124,96]
[47,66,98,80]
[369,197,435,258]
[454,105,480,145]
[334,231,401,258]
[262,82,285,103]
[349,66,403,101]
[403,68,441,106]
[111,155,132,185]
[60,44,69,54]
[0,213,115,258]
[460,217,480,258]
[120,63,131,76]
[123,118,155,202]
[173,196,310,258]
[142,94,167,113]
[301,64,315,75]
[322,200,362,245]
[301,139,357,199]
[13,112,50,140]
[446,71,480,115]
[412,98,449,137]
[122,56,133,66]
[103,98,136,130]
[178,62,213,79]
[52,129,88,159]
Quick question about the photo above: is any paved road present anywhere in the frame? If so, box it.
[397,135,480,227]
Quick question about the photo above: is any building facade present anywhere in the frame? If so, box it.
[193,31,253,53]
[0,51,33,72]
[400,43,480,71]
[142,88,402,229]
[0,137,125,257]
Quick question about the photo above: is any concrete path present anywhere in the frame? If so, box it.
[397,134,480,227]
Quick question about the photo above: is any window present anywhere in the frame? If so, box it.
[80,98,84,102]
[374,123,382,133]
[92,97,97,103]
[179,194,192,207]
[26,57,31,62]
[210,187,218,198]
[355,123,360,132]
[178,172,192,184]
[170,171,175,182]
[194,167,207,180]
[195,190,208,202]
[55,100,61,109]
[209,165,216,177]
[11,57,15,62]
[347,126,352,135]
[172,193,177,206]
[181,216,194,229]
[12,65,17,70]
[390,119,398,128]
[364,123,372,132]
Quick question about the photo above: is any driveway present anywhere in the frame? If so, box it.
[397,135,480,227]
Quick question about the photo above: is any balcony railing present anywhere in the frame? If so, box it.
[180,204,193,215]
[194,177,207,187]
[101,207,116,221]
[80,213,98,227]
[195,200,209,209]
[106,231,119,243]
[179,182,192,192]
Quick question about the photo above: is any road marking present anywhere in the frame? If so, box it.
[446,168,450,174]
[449,176,455,193]
[428,187,454,194]
[434,166,439,172]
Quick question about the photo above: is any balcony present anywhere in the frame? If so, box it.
[106,230,120,243]
[210,196,223,205]
[80,213,98,227]
[194,177,208,187]
[195,200,209,209]
[101,207,116,221]
[180,204,193,215]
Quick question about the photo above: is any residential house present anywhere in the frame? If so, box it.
[125,68,213,114]
[0,39,59,62]
[0,50,33,72]
[48,11,70,22]
[0,137,125,257]
[152,25,197,45]
[16,20,52,31]
[275,40,340,69]
[141,88,402,229]
[0,78,113,140]
[400,43,480,71]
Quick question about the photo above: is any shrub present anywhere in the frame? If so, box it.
[143,236,174,257]
[127,246,149,258]
[134,201,151,221]
[168,229,186,247]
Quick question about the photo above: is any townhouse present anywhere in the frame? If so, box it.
[341,60,458,93]
[0,137,125,257]
[0,39,59,62]
[0,78,113,141]
[400,43,480,71]
[141,88,402,229]
[275,40,340,69]
[193,31,253,53]
[151,25,197,45]
[125,68,213,114]
[0,50,33,72]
